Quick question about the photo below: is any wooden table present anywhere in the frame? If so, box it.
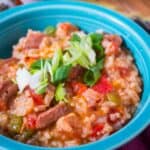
[83,0,150,33]
[0,0,150,33]
[84,0,150,20]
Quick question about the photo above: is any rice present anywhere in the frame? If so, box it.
[0,23,142,148]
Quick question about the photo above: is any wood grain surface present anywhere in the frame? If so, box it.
[0,0,150,32]
[84,0,150,20]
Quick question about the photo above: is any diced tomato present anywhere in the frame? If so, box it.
[59,23,76,32]
[26,114,37,130]
[90,123,104,138]
[56,23,78,38]
[29,89,44,105]
[60,23,70,31]
[92,75,112,94]
[72,81,87,95]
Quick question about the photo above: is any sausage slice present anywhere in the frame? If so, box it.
[0,80,18,110]
[36,103,71,129]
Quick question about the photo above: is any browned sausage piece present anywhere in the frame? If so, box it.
[36,103,71,129]
[13,30,46,59]
[44,84,55,106]
[0,58,18,66]
[0,80,18,101]
[0,80,18,110]
[23,30,45,50]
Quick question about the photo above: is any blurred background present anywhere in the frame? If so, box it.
[1,0,150,20]
[0,0,150,149]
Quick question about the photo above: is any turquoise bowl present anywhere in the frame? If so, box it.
[0,1,150,150]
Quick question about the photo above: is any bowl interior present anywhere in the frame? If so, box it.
[0,1,150,150]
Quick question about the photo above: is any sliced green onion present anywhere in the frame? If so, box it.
[30,59,44,70]
[80,35,96,66]
[63,52,71,64]
[67,35,96,69]
[30,59,51,74]
[35,78,48,94]
[90,33,104,58]
[90,33,103,47]
[53,64,72,84]
[51,49,62,74]
[70,34,81,42]
[44,25,56,36]
[55,83,67,102]
[83,59,104,86]
[84,69,100,87]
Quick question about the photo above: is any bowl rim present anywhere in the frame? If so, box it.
[0,0,150,150]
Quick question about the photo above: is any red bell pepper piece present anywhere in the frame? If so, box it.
[26,113,37,130]
[92,75,112,94]
[90,123,104,138]
[29,89,44,105]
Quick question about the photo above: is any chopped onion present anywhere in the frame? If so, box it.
[16,68,31,93]
[29,71,42,89]
[16,68,42,93]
